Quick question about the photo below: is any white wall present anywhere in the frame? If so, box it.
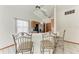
[0,5,39,48]
[0,5,54,49]
[56,5,79,43]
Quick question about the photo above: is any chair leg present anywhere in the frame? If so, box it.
[40,49,43,54]
[62,43,64,54]
[29,47,34,54]
[30,50,32,54]
[42,49,44,54]
[40,48,42,54]
[15,50,18,54]
[41,48,44,54]
[51,49,53,54]
[30,48,34,54]
[16,51,17,54]
[32,46,34,54]
[41,50,42,54]
[40,47,43,54]
[49,49,50,54]
[31,50,33,54]
[53,45,57,54]
[22,52,23,54]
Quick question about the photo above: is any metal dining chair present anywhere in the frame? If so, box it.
[12,32,34,54]
[55,30,66,54]
[40,32,55,54]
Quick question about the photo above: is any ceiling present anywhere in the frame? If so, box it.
[33,5,55,21]
[1,5,55,22]
[10,5,55,21]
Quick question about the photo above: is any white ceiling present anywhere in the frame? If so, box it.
[39,5,54,17]
[1,5,77,21]
[0,5,54,22]
[9,5,55,21]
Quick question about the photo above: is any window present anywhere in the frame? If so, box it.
[16,19,29,33]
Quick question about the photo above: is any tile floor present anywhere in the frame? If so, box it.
[0,41,79,54]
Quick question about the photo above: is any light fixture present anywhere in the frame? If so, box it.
[33,5,48,19]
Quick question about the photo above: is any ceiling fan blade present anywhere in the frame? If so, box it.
[40,8,48,17]
[33,9,47,19]
[34,5,51,19]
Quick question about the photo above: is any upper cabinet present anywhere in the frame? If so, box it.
[31,19,54,33]
[31,21,40,29]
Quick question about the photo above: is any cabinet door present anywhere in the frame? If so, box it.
[31,21,40,28]
[46,23,51,32]
[43,19,54,32]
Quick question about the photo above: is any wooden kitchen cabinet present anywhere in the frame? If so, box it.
[31,21,40,28]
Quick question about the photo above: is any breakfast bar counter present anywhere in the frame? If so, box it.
[32,33,43,54]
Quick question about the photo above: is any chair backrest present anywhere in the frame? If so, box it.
[62,30,66,40]
[12,32,32,53]
[57,30,66,40]
[60,30,66,53]
[42,32,55,46]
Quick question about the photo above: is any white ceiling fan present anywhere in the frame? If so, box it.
[33,5,52,19]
